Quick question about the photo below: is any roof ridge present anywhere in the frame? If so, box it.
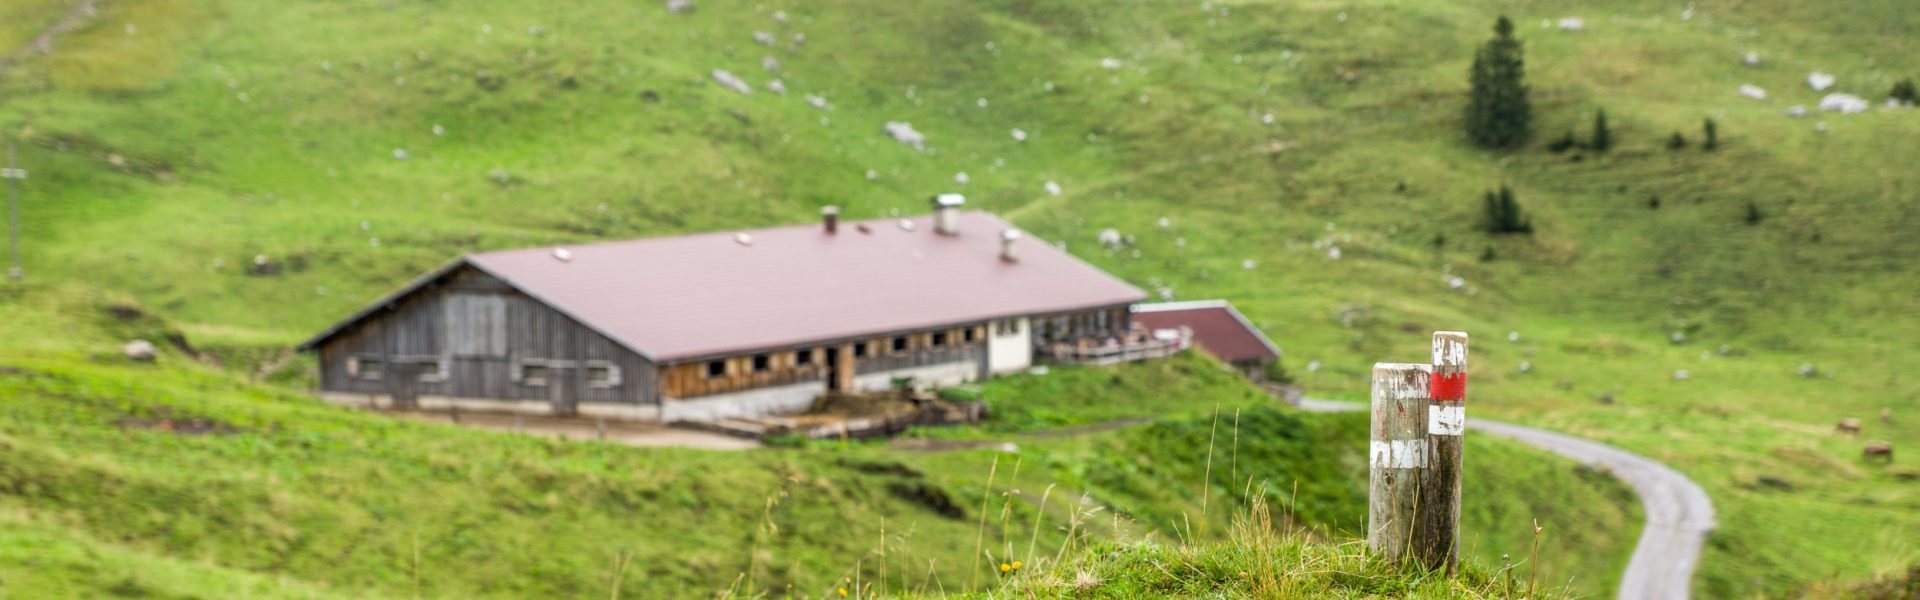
[469,209,1008,258]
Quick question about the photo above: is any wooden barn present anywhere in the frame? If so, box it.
[298,200,1154,422]
[1131,300,1281,380]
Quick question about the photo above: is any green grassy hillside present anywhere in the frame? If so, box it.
[0,355,1630,598]
[1,0,1917,596]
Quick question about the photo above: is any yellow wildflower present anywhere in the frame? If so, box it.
[1012,561,1024,571]
[837,587,848,597]
[1000,562,1011,574]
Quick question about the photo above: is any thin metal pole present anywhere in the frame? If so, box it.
[7,141,19,281]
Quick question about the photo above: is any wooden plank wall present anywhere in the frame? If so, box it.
[316,267,657,406]
[851,326,987,376]
[662,324,988,398]
[1028,306,1131,346]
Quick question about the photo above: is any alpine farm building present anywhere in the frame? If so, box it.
[299,200,1152,422]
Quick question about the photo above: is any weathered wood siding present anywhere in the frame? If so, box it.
[851,326,987,376]
[660,350,828,398]
[661,324,989,399]
[316,267,656,407]
[1028,305,1132,346]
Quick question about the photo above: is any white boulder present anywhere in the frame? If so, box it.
[1807,72,1835,91]
[1738,84,1767,100]
[122,339,157,361]
[1557,17,1586,30]
[882,121,926,150]
[1818,93,1868,113]
[710,69,752,95]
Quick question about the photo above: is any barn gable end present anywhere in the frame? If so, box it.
[311,265,658,413]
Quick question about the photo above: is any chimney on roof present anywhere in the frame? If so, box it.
[822,205,840,234]
[1000,228,1022,263]
[931,193,964,235]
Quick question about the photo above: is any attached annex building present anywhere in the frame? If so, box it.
[299,203,1148,422]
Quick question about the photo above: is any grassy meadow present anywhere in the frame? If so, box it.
[0,353,1633,598]
[0,0,1916,596]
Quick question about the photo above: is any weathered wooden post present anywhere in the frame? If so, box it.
[1418,331,1469,572]
[1368,362,1431,561]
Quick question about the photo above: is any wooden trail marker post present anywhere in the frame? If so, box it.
[1367,362,1431,561]
[1418,331,1469,572]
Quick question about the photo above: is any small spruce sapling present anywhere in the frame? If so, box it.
[1745,201,1763,225]
[1666,131,1687,150]
[1649,195,1661,210]
[1703,118,1719,151]
[1483,186,1533,234]
[1590,109,1612,152]
[1891,79,1919,106]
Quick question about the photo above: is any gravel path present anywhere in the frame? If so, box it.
[1296,398,1715,600]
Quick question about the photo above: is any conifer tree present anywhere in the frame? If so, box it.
[1466,17,1532,149]
[1890,79,1917,106]
[1591,109,1612,151]
[1703,118,1719,151]
[1667,131,1686,150]
[1483,185,1533,234]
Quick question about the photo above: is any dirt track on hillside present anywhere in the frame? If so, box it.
[1296,397,1715,600]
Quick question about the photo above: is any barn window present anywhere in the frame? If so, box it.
[795,349,814,366]
[706,360,727,378]
[891,336,909,353]
[397,356,449,383]
[585,361,621,387]
[520,364,549,385]
[350,356,384,380]
[931,332,948,347]
[964,327,978,343]
[853,342,869,358]
[752,354,771,372]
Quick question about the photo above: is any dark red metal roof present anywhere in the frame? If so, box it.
[1131,300,1280,364]
[306,211,1146,361]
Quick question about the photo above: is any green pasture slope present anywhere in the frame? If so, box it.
[0,350,1631,598]
[0,0,1916,596]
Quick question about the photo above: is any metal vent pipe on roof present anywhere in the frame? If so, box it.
[1000,228,1022,263]
[822,205,839,234]
[932,193,964,235]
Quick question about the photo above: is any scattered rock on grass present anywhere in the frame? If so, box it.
[1738,84,1768,100]
[711,69,752,95]
[122,339,157,361]
[1807,72,1836,91]
[1818,93,1868,113]
[883,121,926,150]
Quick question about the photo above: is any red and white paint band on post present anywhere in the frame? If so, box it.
[1430,331,1469,436]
